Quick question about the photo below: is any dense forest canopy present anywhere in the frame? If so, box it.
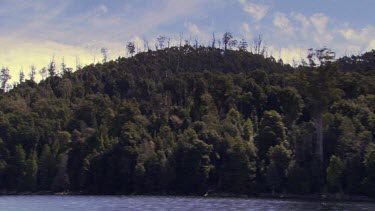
[0,44,374,196]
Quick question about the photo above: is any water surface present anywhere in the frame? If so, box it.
[0,195,374,211]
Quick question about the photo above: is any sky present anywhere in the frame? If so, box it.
[1,0,374,83]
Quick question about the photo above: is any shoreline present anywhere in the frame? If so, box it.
[0,191,374,202]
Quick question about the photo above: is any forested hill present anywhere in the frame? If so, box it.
[0,46,374,197]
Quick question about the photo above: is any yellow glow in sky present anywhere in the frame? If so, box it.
[0,38,123,84]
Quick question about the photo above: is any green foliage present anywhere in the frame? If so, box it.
[266,144,292,193]
[256,110,286,160]
[52,153,70,192]
[24,150,38,191]
[0,159,7,188]
[243,118,254,142]
[287,161,311,194]
[336,117,360,160]
[14,145,27,191]
[38,144,57,190]
[326,155,344,193]
[363,145,375,197]
[0,46,373,197]
[174,128,213,194]
[220,136,257,194]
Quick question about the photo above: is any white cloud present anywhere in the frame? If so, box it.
[239,0,269,21]
[310,13,329,34]
[369,39,375,50]
[0,0,220,83]
[339,25,375,42]
[130,36,146,52]
[1,0,374,72]
[339,28,356,40]
[185,22,200,35]
[313,32,334,44]
[268,45,307,65]
[291,12,310,28]
[337,25,375,52]
[266,9,370,62]
[308,13,333,44]
[273,12,293,34]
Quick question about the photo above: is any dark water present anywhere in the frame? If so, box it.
[0,195,375,211]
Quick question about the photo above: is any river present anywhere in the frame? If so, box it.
[0,195,374,210]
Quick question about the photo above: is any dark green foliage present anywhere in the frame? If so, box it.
[256,110,286,160]
[52,153,70,192]
[174,128,213,194]
[24,150,38,191]
[326,155,344,192]
[219,136,257,194]
[266,144,291,193]
[287,162,311,194]
[0,46,374,197]
[363,145,375,197]
[38,145,57,190]
[13,145,27,191]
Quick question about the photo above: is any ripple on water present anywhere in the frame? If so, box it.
[0,195,375,211]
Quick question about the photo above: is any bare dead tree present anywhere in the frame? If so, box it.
[238,39,248,51]
[101,47,108,63]
[301,58,308,66]
[39,67,48,80]
[194,38,199,49]
[263,44,268,57]
[61,57,66,73]
[19,69,25,83]
[179,33,184,48]
[223,32,238,50]
[29,65,36,82]
[157,36,166,49]
[143,36,149,51]
[185,36,192,46]
[167,37,171,48]
[223,32,233,51]
[229,39,238,50]
[0,67,11,90]
[137,44,142,54]
[126,41,136,57]
[253,34,267,55]
[211,33,216,48]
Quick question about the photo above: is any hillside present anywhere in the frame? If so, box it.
[0,46,374,196]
